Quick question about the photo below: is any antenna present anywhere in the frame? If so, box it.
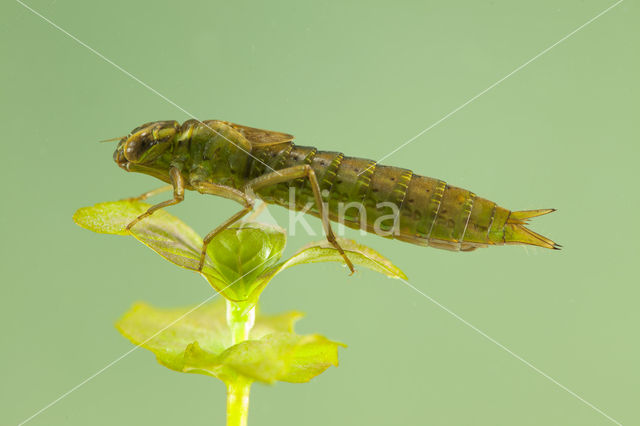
[99,135,126,143]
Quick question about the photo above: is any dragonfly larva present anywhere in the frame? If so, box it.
[112,119,560,274]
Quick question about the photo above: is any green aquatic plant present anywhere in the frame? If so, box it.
[73,200,406,426]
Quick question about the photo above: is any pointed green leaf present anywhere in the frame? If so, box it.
[73,201,287,301]
[73,200,223,282]
[73,200,159,236]
[257,238,408,288]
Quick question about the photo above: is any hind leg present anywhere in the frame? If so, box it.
[245,165,355,274]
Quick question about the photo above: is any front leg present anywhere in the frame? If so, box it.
[192,181,254,272]
[126,167,184,230]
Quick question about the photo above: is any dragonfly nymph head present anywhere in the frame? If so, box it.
[114,120,179,170]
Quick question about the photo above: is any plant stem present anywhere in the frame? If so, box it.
[225,300,255,426]
[226,377,251,426]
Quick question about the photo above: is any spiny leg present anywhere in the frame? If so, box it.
[247,165,355,274]
[246,201,268,221]
[126,168,184,231]
[192,181,253,271]
[122,185,173,202]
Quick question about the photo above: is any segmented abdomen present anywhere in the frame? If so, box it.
[247,143,510,251]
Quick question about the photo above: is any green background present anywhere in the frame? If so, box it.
[1,0,638,424]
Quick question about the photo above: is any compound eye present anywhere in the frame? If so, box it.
[123,133,155,163]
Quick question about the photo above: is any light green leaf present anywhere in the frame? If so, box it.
[258,238,408,288]
[206,223,287,301]
[115,300,341,384]
[73,200,221,279]
[221,332,344,383]
[115,301,233,371]
[73,201,287,301]
[73,200,157,236]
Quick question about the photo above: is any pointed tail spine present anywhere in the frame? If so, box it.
[503,209,561,250]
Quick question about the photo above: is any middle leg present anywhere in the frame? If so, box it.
[192,181,254,271]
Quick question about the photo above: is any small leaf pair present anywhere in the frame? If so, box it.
[116,300,343,384]
[73,200,406,305]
